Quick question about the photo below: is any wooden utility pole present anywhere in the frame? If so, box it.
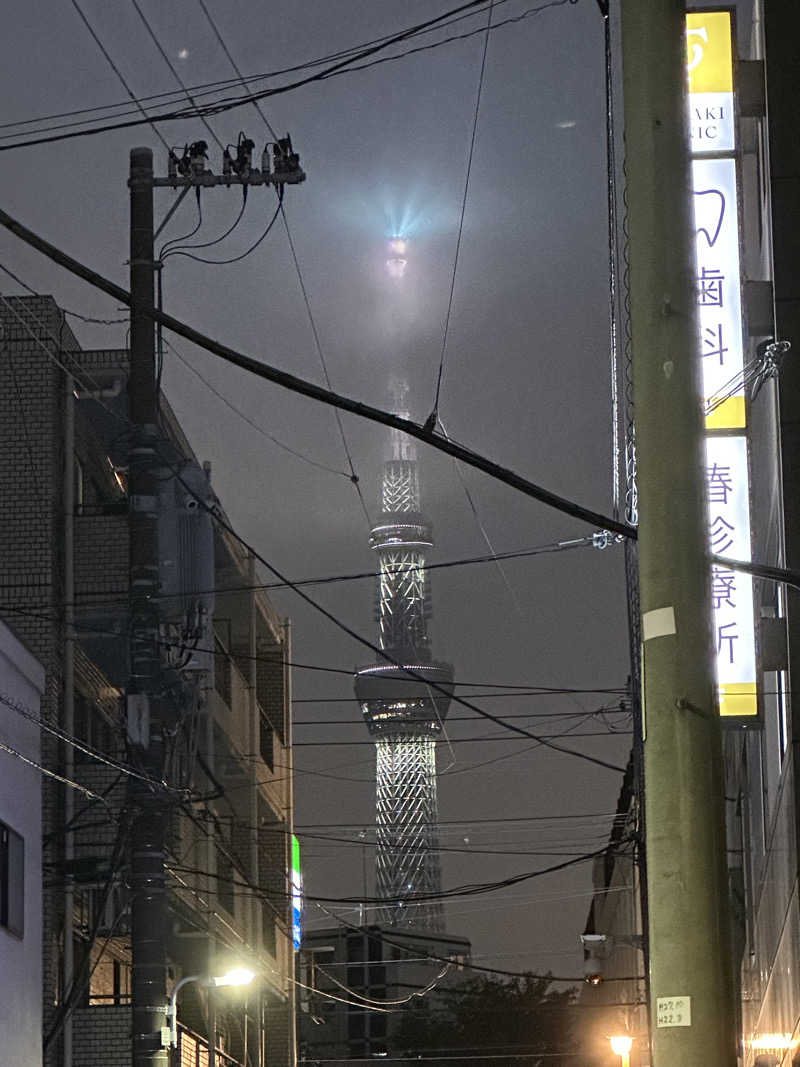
[619,2,736,1064]
[128,145,170,1067]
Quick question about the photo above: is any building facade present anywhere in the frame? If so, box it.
[0,619,46,1065]
[720,2,800,1062]
[0,294,296,1067]
[299,924,470,1064]
[584,3,800,1065]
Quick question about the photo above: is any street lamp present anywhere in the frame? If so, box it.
[169,968,256,1047]
[609,1034,633,1067]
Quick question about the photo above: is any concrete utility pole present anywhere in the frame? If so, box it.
[619,3,736,1065]
[128,146,170,1067]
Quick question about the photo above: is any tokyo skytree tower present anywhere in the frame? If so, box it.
[355,384,454,931]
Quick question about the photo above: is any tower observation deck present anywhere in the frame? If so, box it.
[355,389,454,931]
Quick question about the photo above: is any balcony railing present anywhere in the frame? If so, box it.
[177,1022,242,1067]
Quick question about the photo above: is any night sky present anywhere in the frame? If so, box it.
[1,0,654,981]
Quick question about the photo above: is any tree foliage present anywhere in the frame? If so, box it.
[392,972,579,1067]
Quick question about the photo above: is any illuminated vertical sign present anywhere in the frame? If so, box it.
[687,10,758,718]
[291,834,303,950]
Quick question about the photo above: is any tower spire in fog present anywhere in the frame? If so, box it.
[355,381,454,931]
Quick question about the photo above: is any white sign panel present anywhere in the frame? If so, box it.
[705,437,757,716]
[692,157,745,424]
[657,996,692,1028]
[688,92,735,154]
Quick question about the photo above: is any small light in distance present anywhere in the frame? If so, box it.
[556,119,577,129]
[386,236,408,279]
[178,48,189,60]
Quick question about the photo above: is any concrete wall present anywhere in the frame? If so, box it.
[0,619,46,1065]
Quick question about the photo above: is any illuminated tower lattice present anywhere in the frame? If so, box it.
[355,388,454,931]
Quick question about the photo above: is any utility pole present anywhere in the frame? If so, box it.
[126,138,305,1067]
[619,3,735,1066]
[128,145,170,1067]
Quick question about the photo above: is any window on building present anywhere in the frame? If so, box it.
[347,1013,365,1039]
[262,903,276,957]
[0,821,24,938]
[216,843,235,916]
[213,630,232,708]
[74,455,85,511]
[259,712,274,771]
[89,949,132,1004]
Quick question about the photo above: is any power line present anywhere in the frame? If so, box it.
[160,187,247,256]
[164,338,352,476]
[0,205,636,539]
[158,459,626,774]
[0,737,112,811]
[9,201,800,598]
[292,729,631,747]
[0,0,570,152]
[311,892,639,983]
[0,690,185,793]
[0,533,609,610]
[69,0,171,152]
[2,1,518,139]
[195,0,372,527]
[167,838,631,907]
[296,811,625,829]
[279,202,371,525]
[129,0,224,151]
[292,704,628,718]
[429,3,494,425]
[163,186,283,264]
[194,0,279,137]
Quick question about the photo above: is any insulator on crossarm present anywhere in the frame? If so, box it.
[177,145,192,177]
[222,149,233,184]
[189,140,209,176]
[235,134,255,179]
[273,133,300,177]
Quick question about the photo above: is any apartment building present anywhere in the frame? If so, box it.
[0,293,296,1067]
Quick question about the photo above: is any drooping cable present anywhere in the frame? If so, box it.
[163,187,282,265]
[162,186,248,257]
[164,338,353,477]
[0,204,636,539]
[279,203,372,525]
[158,191,203,258]
[438,416,525,618]
[428,1,494,428]
[7,209,800,597]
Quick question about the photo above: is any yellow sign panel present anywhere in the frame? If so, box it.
[719,683,758,718]
[686,11,733,93]
[705,396,745,431]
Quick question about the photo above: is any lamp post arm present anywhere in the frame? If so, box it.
[170,975,203,1047]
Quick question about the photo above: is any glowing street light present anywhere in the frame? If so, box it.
[213,968,256,988]
[169,968,256,1046]
[609,1034,633,1067]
